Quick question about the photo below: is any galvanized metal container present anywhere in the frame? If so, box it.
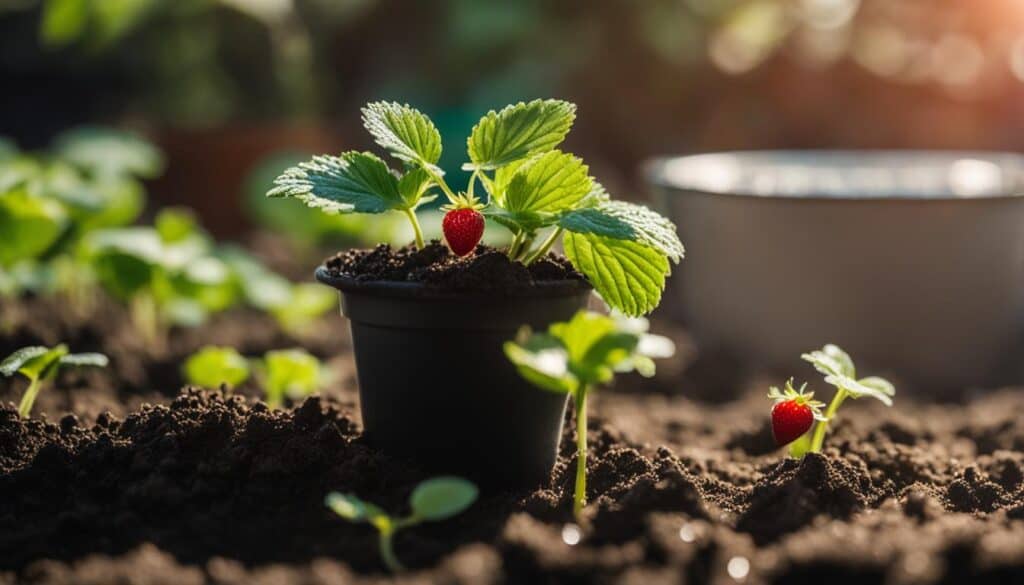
[647,151,1024,391]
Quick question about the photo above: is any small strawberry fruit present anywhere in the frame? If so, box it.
[443,207,485,257]
[768,380,826,447]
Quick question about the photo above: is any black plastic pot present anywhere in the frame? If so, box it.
[316,267,592,489]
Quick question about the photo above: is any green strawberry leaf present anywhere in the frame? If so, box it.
[563,232,670,317]
[59,352,109,368]
[362,102,443,167]
[0,190,68,268]
[503,331,575,394]
[503,150,591,214]
[0,346,53,378]
[268,152,406,213]
[465,99,576,170]
[409,477,478,521]
[183,346,250,389]
[397,168,436,208]
[53,126,164,178]
[559,200,684,262]
[482,208,557,234]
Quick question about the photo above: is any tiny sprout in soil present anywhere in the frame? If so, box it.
[325,477,478,573]
[770,344,895,457]
[504,310,675,518]
[269,99,684,316]
[182,346,323,409]
[0,344,108,417]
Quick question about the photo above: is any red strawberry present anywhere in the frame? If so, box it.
[443,208,485,257]
[767,380,825,447]
[771,400,814,446]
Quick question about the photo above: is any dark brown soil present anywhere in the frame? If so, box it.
[3,377,1024,583]
[323,242,584,291]
[4,294,1024,583]
[0,294,353,421]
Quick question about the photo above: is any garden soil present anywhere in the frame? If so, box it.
[3,252,1024,584]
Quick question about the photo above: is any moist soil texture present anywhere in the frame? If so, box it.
[323,242,584,291]
[4,293,1024,583]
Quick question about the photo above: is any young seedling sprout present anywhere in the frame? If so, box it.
[182,346,324,409]
[182,346,250,391]
[769,344,895,457]
[0,345,108,418]
[325,477,478,573]
[504,310,674,518]
[269,99,684,317]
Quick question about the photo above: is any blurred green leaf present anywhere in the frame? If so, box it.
[409,477,478,521]
[183,345,251,389]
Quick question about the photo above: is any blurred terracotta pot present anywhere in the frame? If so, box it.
[149,122,341,238]
[648,151,1024,392]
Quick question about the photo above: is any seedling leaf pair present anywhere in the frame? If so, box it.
[802,344,896,406]
[1,344,108,417]
[325,477,478,572]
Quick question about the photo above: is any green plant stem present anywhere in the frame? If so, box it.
[573,384,589,519]
[17,378,41,418]
[378,527,405,573]
[131,292,164,354]
[523,227,563,265]
[508,231,525,258]
[809,388,847,453]
[423,166,459,205]
[515,234,536,262]
[402,209,425,249]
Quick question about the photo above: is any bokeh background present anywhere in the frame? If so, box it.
[3,0,1024,236]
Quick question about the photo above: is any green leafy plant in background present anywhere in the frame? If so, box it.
[268,99,684,316]
[85,208,238,351]
[0,345,108,418]
[504,310,675,518]
[325,477,478,573]
[781,344,896,458]
[182,346,324,409]
[0,127,159,311]
[182,346,250,390]
[259,349,323,409]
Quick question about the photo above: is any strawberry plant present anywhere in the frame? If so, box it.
[771,344,896,457]
[504,310,674,518]
[325,477,478,572]
[268,99,684,316]
[0,345,108,418]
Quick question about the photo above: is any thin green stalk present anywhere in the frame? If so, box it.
[515,234,537,262]
[523,227,563,265]
[423,166,459,205]
[402,208,425,249]
[378,527,404,573]
[573,384,589,519]
[131,292,165,354]
[508,231,525,258]
[809,388,847,452]
[17,378,41,418]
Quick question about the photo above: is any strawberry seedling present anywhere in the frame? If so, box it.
[767,380,826,449]
[325,477,478,573]
[269,99,684,316]
[504,310,674,518]
[0,345,108,418]
[770,344,896,457]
